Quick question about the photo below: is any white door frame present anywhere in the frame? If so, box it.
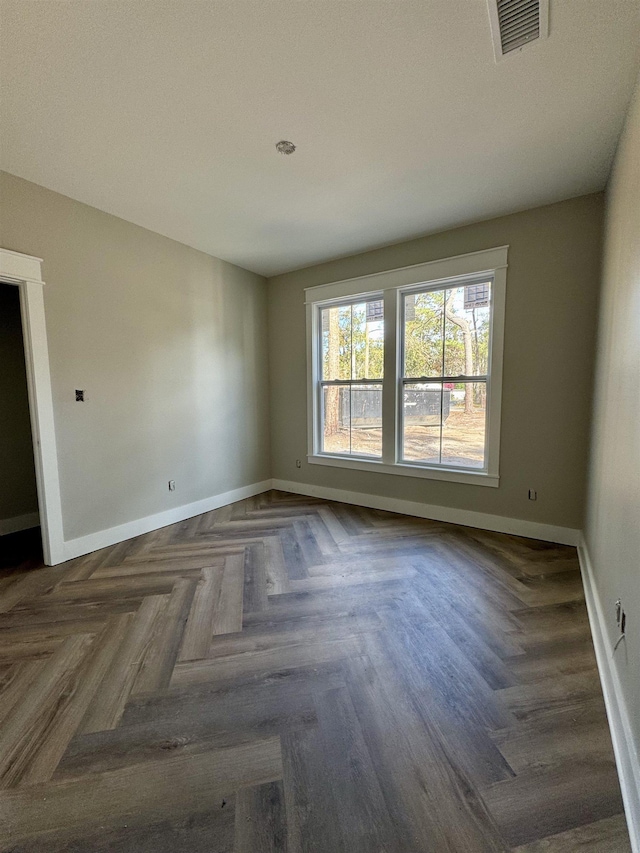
[0,248,64,565]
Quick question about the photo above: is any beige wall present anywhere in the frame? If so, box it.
[268,193,604,530]
[586,77,640,751]
[0,171,270,541]
[0,174,605,545]
[0,283,38,523]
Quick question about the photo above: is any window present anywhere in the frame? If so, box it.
[319,298,384,458]
[401,282,490,469]
[307,246,507,487]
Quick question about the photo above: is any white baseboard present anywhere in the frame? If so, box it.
[0,512,40,536]
[62,480,273,562]
[272,479,581,545]
[577,539,639,851]
[59,471,581,555]
[60,476,580,561]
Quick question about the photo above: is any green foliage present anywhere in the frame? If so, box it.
[404,289,489,378]
[404,291,444,377]
[322,302,383,381]
[322,288,489,383]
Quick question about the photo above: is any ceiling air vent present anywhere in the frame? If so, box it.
[487,0,549,60]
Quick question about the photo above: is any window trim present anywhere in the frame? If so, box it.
[306,246,508,488]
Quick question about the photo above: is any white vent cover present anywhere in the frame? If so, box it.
[487,0,549,60]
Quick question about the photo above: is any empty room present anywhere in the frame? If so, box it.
[0,1,639,850]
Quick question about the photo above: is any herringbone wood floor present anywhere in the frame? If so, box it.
[0,490,631,852]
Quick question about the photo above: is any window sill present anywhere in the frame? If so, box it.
[308,454,499,487]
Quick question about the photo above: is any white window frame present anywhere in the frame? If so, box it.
[306,246,508,488]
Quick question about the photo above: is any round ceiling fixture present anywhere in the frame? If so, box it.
[276,140,296,155]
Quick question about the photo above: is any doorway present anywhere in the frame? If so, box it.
[0,248,64,565]
[0,282,42,563]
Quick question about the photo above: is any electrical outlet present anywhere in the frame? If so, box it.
[295,459,302,469]
[168,480,176,492]
[528,489,537,501]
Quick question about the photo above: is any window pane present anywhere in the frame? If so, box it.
[322,305,352,380]
[322,301,383,381]
[353,301,384,380]
[322,384,381,458]
[441,382,486,468]
[403,289,444,378]
[443,283,491,377]
[350,384,382,457]
[402,383,443,463]
[322,385,350,453]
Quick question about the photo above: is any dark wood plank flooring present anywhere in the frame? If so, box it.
[0,491,630,851]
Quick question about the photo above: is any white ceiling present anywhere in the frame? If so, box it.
[1,1,639,277]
